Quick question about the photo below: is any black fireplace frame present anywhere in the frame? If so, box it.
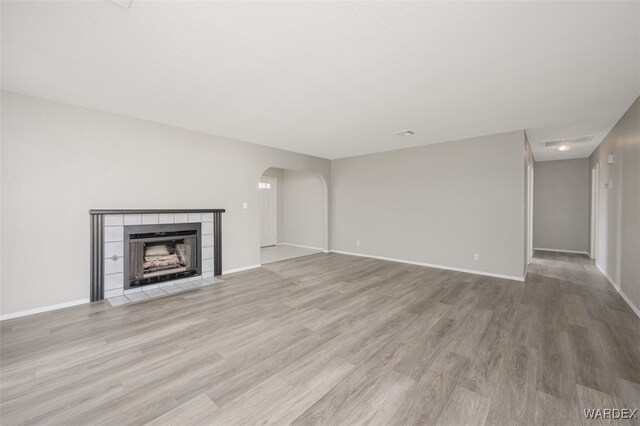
[89,209,225,302]
[123,223,202,290]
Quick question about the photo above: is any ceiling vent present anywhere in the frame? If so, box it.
[394,129,415,137]
[542,135,592,148]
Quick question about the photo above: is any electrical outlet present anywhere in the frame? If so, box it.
[473,253,480,261]
[356,240,361,247]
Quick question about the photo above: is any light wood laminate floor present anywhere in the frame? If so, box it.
[261,245,322,264]
[1,252,639,425]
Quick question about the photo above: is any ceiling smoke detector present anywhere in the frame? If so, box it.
[394,129,415,137]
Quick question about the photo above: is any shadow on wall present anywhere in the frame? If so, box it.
[259,167,328,251]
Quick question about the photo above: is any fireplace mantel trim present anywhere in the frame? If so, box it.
[90,208,225,215]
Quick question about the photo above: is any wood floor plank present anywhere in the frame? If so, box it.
[486,344,538,425]
[435,386,492,426]
[613,378,640,426]
[576,384,632,426]
[391,350,471,425]
[144,393,219,426]
[1,251,638,425]
[533,390,583,426]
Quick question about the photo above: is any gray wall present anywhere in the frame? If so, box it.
[262,168,326,249]
[1,92,330,316]
[533,158,590,253]
[331,130,526,279]
[589,96,639,313]
[280,169,326,249]
[524,135,534,275]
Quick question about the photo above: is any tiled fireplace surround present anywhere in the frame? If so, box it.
[90,209,224,306]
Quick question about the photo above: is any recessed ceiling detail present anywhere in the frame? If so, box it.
[1,2,638,160]
[542,135,592,148]
[110,0,132,9]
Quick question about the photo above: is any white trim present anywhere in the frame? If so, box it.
[0,299,90,321]
[259,175,277,248]
[329,250,525,282]
[596,263,640,319]
[277,243,328,253]
[534,248,589,255]
[222,264,261,275]
[590,164,599,260]
[528,162,534,260]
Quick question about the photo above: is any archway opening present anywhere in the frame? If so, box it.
[258,167,328,264]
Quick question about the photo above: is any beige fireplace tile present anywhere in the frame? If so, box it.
[202,260,214,273]
[162,284,183,294]
[188,213,202,223]
[142,214,159,224]
[158,213,174,224]
[105,288,124,298]
[202,246,214,260]
[144,288,166,298]
[104,257,124,275]
[176,282,197,289]
[107,296,129,306]
[202,213,214,222]
[104,273,124,291]
[104,214,123,226]
[202,222,214,235]
[104,226,123,242]
[126,292,150,302]
[124,214,142,225]
[104,242,123,259]
[202,235,214,247]
[174,213,188,223]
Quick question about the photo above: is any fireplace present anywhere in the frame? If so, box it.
[124,223,201,289]
[89,209,224,302]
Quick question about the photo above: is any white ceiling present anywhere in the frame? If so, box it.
[2,1,639,160]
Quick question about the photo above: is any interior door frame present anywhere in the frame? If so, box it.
[260,175,277,247]
[527,163,534,261]
[590,164,599,260]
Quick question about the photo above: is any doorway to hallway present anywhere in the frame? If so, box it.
[259,176,277,247]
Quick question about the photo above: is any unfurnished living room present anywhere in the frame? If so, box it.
[1,1,639,425]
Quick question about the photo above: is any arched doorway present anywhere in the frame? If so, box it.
[259,167,328,264]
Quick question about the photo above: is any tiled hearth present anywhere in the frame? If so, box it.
[106,275,223,306]
[91,209,225,306]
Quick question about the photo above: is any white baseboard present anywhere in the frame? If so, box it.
[534,247,589,255]
[596,263,640,319]
[0,298,90,321]
[222,264,261,275]
[329,250,525,282]
[277,243,328,253]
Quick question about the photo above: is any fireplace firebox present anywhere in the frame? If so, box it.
[123,223,202,289]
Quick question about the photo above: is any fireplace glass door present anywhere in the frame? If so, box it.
[124,223,201,288]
